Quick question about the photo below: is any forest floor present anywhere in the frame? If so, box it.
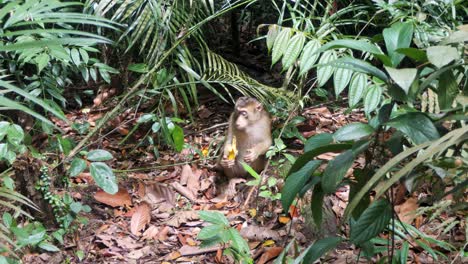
[21,96,463,264]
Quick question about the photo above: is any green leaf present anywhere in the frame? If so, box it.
[386,113,440,144]
[171,125,184,152]
[311,185,324,227]
[240,162,261,180]
[364,85,382,114]
[79,49,89,64]
[7,124,24,146]
[303,236,343,263]
[304,133,334,152]
[266,25,279,52]
[198,224,225,240]
[70,48,81,66]
[227,228,250,255]
[38,242,60,252]
[137,114,155,123]
[328,57,388,82]
[383,22,414,67]
[333,66,353,96]
[350,199,392,245]
[282,33,305,70]
[317,50,336,87]
[198,211,229,225]
[299,39,321,76]
[289,144,352,174]
[0,121,10,140]
[128,63,149,73]
[69,158,87,177]
[396,48,427,62]
[348,73,367,107]
[89,162,118,194]
[321,150,354,193]
[35,53,49,73]
[400,241,409,264]
[271,27,291,66]
[87,149,113,162]
[0,143,7,159]
[427,46,459,69]
[334,123,375,142]
[70,202,82,213]
[437,71,459,110]
[282,160,321,210]
[415,240,438,261]
[384,67,417,94]
[318,39,391,66]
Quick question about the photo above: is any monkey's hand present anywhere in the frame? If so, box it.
[221,156,235,168]
[244,149,258,163]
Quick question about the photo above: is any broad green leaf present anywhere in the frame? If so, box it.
[79,49,89,64]
[384,67,417,94]
[87,149,113,162]
[328,57,388,82]
[137,114,155,123]
[7,124,24,146]
[198,211,229,225]
[396,48,427,62]
[333,66,353,96]
[437,71,459,109]
[70,202,82,213]
[299,39,321,76]
[35,53,49,73]
[427,46,459,69]
[350,199,392,245]
[334,123,375,142]
[386,113,440,144]
[197,224,224,240]
[69,158,87,177]
[282,33,305,70]
[383,22,414,67]
[70,48,81,66]
[266,25,279,52]
[89,162,118,194]
[128,63,149,73]
[303,236,343,263]
[171,125,184,152]
[227,228,250,255]
[321,150,354,193]
[152,122,161,133]
[364,85,382,114]
[311,185,324,226]
[348,73,367,107]
[318,39,391,66]
[441,30,468,44]
[317,50,336,87]
[0,143,7,159]
[304,133,334,152]
[38,242,60,252]
[0,121,10,140]
[282,160,321,210]
[289,144,352,174]
[271,28,291,66]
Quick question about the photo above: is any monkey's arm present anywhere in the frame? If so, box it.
[223,114,235,156]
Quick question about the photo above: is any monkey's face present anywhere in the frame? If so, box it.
[235,107,249,130]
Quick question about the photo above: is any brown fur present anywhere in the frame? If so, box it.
[219,97,272,178]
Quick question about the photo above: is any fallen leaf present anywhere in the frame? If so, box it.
[186,166,202,196]
[130,202,151,235]
[257,247,283,264]
[262,240,275,247]
[142,225,159,240]
[94,187,132,208]
[395,197,418,224]
[278,215,290,224]
[180,164,192,185]
[127,246,153,259]
[143,183,176,212]
[164,210,199,227]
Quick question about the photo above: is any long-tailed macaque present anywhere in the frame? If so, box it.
[219,97,272,178]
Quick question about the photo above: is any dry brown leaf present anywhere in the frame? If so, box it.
[186,166,202,196]
[127,246,153,259]
[144,183,176,212]
[142,225,159,240]
[130,202,151,235]
[257,247,283,264]
[180,164,192,185]
[395,197,418,224]
[240,224,281,241]
[94,187,132,208]
[164,210,199,227]
[166,251,181,260]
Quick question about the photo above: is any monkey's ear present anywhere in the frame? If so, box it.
[255,103,263,111]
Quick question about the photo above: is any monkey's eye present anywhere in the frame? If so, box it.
[240,111,247,117]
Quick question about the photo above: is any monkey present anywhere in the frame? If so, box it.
[219,97,272,178]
